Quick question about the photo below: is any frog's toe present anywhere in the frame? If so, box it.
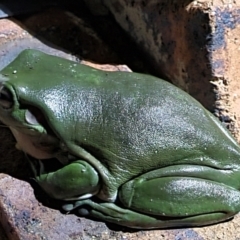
[77,207,91,216]
[62,199,95,216]
[62,203,75,211]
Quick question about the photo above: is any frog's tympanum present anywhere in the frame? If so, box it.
[1,50,240,229]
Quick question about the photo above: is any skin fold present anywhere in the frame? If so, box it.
[1,49,240,229]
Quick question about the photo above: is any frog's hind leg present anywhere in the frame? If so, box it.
[62,165,240,229]
[118,165,240,227]
[63,196,234,229]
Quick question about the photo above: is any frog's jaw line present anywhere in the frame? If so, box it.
[10,127,55,159]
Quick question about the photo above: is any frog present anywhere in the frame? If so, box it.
[1,49,240,229]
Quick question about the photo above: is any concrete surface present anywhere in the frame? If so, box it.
[1,3,240,240]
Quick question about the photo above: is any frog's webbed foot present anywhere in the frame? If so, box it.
[61,198,231,229]
[30,159,100,200]
[64,141,119,202]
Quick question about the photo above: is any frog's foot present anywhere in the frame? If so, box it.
[32,160,100,200]
[61,195,232,229]
[62,199,165,229]
[65,141,120,202]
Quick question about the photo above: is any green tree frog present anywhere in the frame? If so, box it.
[1,49,240,229]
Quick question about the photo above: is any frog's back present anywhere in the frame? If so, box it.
[6,50,240,177]
[65,70,240,175]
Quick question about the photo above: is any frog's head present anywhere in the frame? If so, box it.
[0,77,61,160]
[0,50,66,160]
[0,49,99,162]
[0,50,102,201]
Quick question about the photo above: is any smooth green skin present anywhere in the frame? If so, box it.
[1,50,240,229]
[34,160,100,200]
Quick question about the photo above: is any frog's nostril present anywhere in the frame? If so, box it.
[0,86,13,109]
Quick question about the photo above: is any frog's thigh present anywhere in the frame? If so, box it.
[119,167,240,219]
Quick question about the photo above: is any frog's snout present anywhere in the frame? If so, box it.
[0,85,13,109]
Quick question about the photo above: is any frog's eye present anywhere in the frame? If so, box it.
[0,86,13,109]
[25,109,39,125]
[24,106,45,126]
